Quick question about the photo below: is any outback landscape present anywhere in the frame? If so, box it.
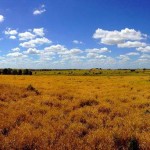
[0,70,150,150]
[1,0,150,149]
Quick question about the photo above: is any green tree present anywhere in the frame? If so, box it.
[18,69,22,75]
[12,69,18,75]
[23,69,29,75]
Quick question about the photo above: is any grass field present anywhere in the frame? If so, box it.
[0,75,150,150]
[32,69,150,76]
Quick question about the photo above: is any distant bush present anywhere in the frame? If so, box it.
[130,69,136,72]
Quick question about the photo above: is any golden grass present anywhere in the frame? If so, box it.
[0,75,150,150]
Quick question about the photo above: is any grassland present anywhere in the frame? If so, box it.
[32,69,150,76]
[0,75,150,150]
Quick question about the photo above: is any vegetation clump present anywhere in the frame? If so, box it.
[128,137,139,150]
[27,84,40,95]
[0,68,32,75]
[79,99,99,107]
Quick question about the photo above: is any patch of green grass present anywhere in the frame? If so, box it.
[32,69,150,76]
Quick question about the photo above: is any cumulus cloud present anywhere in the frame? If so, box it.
[33,28,45,37]
[136,46,150,53]
[117,52,139,62]
[86,47,111,53]
[73,40,83,44]
[44,45,83,56]
[87,52,107,59]
[42,46,79,61]
[69,48,83,54]
[140,54,150,59]
[44,45,67,53]
[24,48,41,54]
[5,28,18,35]
[11,47,20,52]
[9,36,16,40]
[20,37,52,48]
[58,48,83,55]
[18,31,36,41]
[118,41,146,48]
[33,4,46,15]
[4,28,18,39]
[126,52,140,56]
[0,15,4,23]
[93,28,147,47]
[117,55,130,62]
[7,52,26,57]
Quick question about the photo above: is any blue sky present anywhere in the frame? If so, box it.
[0,0,150,69]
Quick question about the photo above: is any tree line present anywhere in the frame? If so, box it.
[0,68,32,75]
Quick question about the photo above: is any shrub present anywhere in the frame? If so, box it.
[27,84,35,91]
[128,137,139,150]
[79,100,99,107]
[1,127,10,136]
[27,85,40,95]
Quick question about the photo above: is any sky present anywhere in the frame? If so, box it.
[0,0,150,69]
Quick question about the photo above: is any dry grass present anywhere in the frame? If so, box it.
[0,75,150,150]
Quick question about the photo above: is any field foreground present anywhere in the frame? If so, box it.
[0,75,150,150]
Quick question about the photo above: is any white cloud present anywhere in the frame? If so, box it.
[9,36,16,40]
[33,9,46,15]
[5,28,18,35]
[24,48,41,54]
[20,37,52,48]
[86,47,111,53]
[33,28,45,37]
[0,15,4,23]
[69,48,82,54]
[136,46,150,53]
[73,40,83,44]
[87,52,106,59]
[18,32,36,41]
[44,44,67,52]
[126,52,140,56]
[87,53,98,58]
[137,58,149,62]
[93,28,147,46]
[118,41,146,48]
[117,55,130,62]
[116,52,139,62]
[44,45,82,56]
[58,48,83,55]
[7,52,26,57]
[33,5,46,15]
[140,54,150,59]
[12,47,20,52]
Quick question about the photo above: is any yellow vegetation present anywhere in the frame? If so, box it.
[0,75,150,150]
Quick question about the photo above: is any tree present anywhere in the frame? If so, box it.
[18,69,22,75]
[23,69,29,75]
[3,68,8,75]
[12,69,18,75]
[29,71,32,75]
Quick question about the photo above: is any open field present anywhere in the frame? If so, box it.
[32,69,150,76]
[0,75,150,150]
